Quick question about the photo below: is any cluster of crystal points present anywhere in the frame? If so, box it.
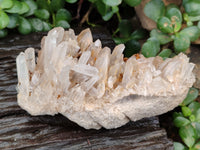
[16,27,195,129]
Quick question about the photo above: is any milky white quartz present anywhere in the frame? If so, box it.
[16,27,195,129]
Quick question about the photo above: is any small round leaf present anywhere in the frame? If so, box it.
[36,0,50,10]
[182,106,192,117]
[124,0,141,7]
[189,102,200,115]
[173,142,188,150]
[182,88,199,106]
[180,26,200,42]
[124,39,140,57]
[18,2,30,15]
[0,10,9,29]
[7,14,18,29]
[0,28,7,38]
[50,0,65,12]
[0,0,13,9]
[34,9,50,20]
[141,37,160,58]
[179,124,197,148]
[56,8,72,22]
[144,0,165,22]
[166,7,182,32]
[173,116,190,127]
[158,49,172,58]
[102,0,122,6]
[29,18,43,32]
[130,29,148,41]
[42,21,52,31]
[174,34,190,53]
[65,0,78,3]
[150,29,172,45]
[55,20,70,29]
[22,0,38,17]
[5,0,22,14]
[157,17,174,33]
[184,0,200,16]
[18,17,32,34]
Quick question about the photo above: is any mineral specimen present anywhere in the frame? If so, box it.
[16,27,195,129]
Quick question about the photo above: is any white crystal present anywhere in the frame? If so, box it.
[16,27,196,129]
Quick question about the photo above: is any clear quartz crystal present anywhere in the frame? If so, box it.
[16,27,196,129]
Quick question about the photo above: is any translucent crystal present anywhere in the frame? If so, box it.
[16,27,196,129]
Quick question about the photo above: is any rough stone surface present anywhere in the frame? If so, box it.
[16,27,195,129]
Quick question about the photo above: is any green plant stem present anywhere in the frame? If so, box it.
[112,28,119,37]
[116,11,121,22]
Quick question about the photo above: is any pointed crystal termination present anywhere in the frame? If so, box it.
[16,27,196,129]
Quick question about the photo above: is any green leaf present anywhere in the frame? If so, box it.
[113,37,129,44]
[190,115,196,122]
[119,19,132,38]
[193,141,200,150]
[157,17,174,33]
[158,49,172,58]
[55,20,70,29]
[182,106,192,117]
[42,21,52,31]
[179,26,200,42]
[18,2,30,15]
[0,10,9,29]
[29,18,43,32]
[124,0,141,7]
[150,29,172,44]
[174,116,190,127]
[7,14,18,29]
[166,7,182,32]
[0,0,13,9]
[50,0,65,12]
[22,0,38,17]
[198,21,200,29]
[189,102,200,115]
[124,39,140,57]
[173,142,188,150]
[130,29,148,40]
[96,0,107,16]
[0,28,7,38]
[173,112,183,119]
[36,0,50,11]
[141,37,160,57]
[56,8,72,22]
[5,0,22,14]
[18,17,32,35]
[102,0,122,6]
[182,88,199,106]
[65,0,78,3]
[191,122,200,139]
[102,11,114,21]
[179,124,197,148]
[34,9,50,20]
[194,108,200,122]
[166,3,179,10]
[144,0,165,22]
[174,34,190,53]
[184,0,200,16]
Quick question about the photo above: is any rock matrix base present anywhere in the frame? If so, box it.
[16,27,195,129]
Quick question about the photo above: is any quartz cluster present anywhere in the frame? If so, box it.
[16,27,195,129]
